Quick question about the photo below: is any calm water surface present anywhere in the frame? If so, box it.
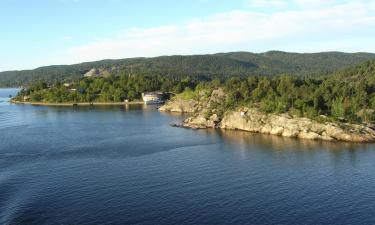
[0,88,375,225]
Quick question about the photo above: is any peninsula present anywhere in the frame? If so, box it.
[159,60,375,143]
[159,89,375,143]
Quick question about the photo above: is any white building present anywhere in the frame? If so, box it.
[142,92,164,104]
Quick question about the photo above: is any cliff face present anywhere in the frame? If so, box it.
[158,98,197,113]
[159,89,375,143]
[220,108,375,142]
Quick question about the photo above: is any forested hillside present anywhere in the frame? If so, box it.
[217,59,375,123]
[14,60,375,123]
[1,51,375,87]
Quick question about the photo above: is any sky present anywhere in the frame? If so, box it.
[0,0,375,71]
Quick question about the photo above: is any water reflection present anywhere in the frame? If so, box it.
[2,89,375,225]
[204,129,375,168]
[216,129,370,151]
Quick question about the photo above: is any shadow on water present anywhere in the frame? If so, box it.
[2,94,375,225]
[0,104,211,170]
[206,129,374,168]
[28,103,155,112]
[215,129,371,151]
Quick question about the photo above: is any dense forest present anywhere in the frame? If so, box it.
[14,60,375,124]
[15,75,193,103]
[2,51,375,87]
[207,60,375,124]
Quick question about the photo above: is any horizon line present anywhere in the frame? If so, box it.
[1,50,374,73]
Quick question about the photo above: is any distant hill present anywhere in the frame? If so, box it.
[1,51,375,87]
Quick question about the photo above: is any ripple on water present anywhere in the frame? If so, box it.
[0,111,18,129]
[1,96,375,225]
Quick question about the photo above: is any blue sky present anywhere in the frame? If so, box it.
[1,0,375,71]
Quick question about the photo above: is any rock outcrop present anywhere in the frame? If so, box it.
[159,89,375,143]
[158,98,198,113]
[219,108,375,142]
[83,67,118,78]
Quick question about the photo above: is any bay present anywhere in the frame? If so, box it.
[0,88,374,225]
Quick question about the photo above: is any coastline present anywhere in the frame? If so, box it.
[10,100,145,106]
[159,90,375,143]
[9,97,375,143]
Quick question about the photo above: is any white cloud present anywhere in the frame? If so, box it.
[65,0,375,63]
[247,0,343,9]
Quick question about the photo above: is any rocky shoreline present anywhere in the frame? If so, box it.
[159,90,375,143]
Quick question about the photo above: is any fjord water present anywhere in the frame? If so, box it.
[1,88,375,225]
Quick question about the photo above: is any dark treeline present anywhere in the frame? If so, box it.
[220,60,375,123]
[15,60,375,123]
[15,75,196,103]
[2,51,375,87]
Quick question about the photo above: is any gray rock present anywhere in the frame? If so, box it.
[159,89,375,143]
[158,99,197,113]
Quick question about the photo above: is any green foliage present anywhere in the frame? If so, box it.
[370,95,375,108]
[15,59,375,124]
[18,74,196,103]
[217,60,375,123]
[178,88,196,100]
[2,51,375,87]
[331,97,345,119]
